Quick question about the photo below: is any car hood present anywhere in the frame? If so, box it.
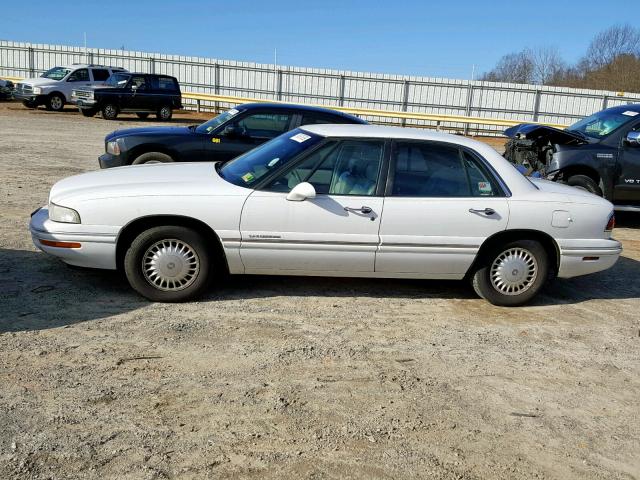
[50,162,249,205]
[106,126,193,141]
[19,77,60,87]
[504,124,588,145]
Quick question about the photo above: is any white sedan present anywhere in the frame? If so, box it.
[30,124,621,306]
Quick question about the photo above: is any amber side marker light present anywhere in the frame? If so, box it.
[39,239,81,249]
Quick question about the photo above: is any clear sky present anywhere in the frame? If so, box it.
[0,0,634,79]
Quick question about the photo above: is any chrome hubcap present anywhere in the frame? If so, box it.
[490,247,538,296]
[142,239,199,291]
[161,107,170,118]
[105,105,115,117]
[51,97,62,109]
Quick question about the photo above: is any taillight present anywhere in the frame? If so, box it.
[605,212,615,232]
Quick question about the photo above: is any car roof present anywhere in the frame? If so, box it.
[601,103,640,114]
[238,102,365,123]
[60,64,125,70]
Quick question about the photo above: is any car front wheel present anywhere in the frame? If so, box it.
[46,93,65,112]
[472,239,549,307]
[565,174,602,196]
[102,104,119,120]
[124,226,212,302]
[156,105,173,121]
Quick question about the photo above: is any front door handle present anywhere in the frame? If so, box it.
[344,205,373,214]
[469,208,496,216]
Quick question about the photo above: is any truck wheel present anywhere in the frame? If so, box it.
[80,108,97,117]
[132,152,174,165]
[472,239,549,307]
[101,104,119,120]
[156,105,173,121]
[22,100,37,109]
[136,112,150,119]
[124,226,212,302]
[566,174,602,196]
[46,93,65,112]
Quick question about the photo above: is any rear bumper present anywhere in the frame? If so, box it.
[29,207,118,270]
[557,238,622,278]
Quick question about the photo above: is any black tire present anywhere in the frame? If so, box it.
[471,239,549,307]
[132,152,174,165]
[101,103,119,120]
[136,112,150,119]
[80,108,97,117]
[124,226,212,302]
[156,105,173,121]
[46,93,65,112]
[22,100,37,109]
[565,174,602,196]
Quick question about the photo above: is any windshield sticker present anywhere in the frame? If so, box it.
[622,111,639,117]
[241,172,255,183]
[228,108,239,116]
[290,133,311,143]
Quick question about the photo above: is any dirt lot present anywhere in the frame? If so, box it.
[0,102,639,480]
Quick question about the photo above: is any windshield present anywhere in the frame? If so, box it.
[568,109,639,139]
[41,67,71,81]
[105,73,131,87]
[196,108,242,134]
[219,129,323,187]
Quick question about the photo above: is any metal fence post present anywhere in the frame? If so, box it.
[276,69,283,101]
[339,75,346,106]
[602,95,609,110]
[401,79,410,127]
[87,51,94,65]
[149,57,155,74]
[28,47,35,77]
[533,89,542,122]
[464,82,475,135]
[214,63,220,113]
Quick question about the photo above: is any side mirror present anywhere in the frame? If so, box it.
[625,131,640,146]
[131,84,138,93]
[286,182,316,202]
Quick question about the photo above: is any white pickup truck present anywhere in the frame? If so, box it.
[14,64,127,111]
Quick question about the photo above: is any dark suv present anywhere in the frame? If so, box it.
[98,102,367,168]
[72,72,182,121]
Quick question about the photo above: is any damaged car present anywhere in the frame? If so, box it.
[504,104,640,210]
[0,78,14,100]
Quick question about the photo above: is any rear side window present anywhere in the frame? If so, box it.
[236,113,291,139]
[391,142,500,197]
[300,113,351,125]
[130,75,148,90]
[67,69,89,82]
[91,69,110,81]
[155,76,179,91]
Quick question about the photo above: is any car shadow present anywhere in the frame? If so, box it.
[2,247,639,333]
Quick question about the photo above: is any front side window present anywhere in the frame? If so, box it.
[391,142,499,197]
[235,113,291,139]
[91,69,110,81]
[67,69,89,82]
[106,73,130,87]
[129,76,148,90]
[41,67,71,80]
[265,139,384,196]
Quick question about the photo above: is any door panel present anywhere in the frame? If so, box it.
[614,127,640,203]
[377,197,508,276]
[240,191,383,273]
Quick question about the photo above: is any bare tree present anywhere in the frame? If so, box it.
[528,46,566,84]
[584,24,640,69]
[481,51,534,84]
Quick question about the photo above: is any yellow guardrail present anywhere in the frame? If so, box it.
[2,75,568,130]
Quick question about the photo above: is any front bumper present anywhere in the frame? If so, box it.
[30,207,119,270]
[14,93,47,104]
[99,153,128,169]
[557,238,622,278]
[75,98,97,107]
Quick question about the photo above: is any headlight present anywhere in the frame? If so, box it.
[106,140,121,155]
[49,202,81,224]
[32,86,42,94]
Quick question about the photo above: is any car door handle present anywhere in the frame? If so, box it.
[344,205,373,214]
[469,208,496,216]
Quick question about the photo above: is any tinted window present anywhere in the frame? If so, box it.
[155,76,178,90]
[266,139,383,196]
[107,73,131,87]
[235,113,291,139]
[300,113,348,125]
[130,75,148,90]
[67,69,89,82]
[91,69,110,81]
[392,142,498,197]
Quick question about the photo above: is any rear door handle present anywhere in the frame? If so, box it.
[469,208,495,216]
[344,205,373,214]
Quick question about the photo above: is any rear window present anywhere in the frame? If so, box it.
[155,77,179,91]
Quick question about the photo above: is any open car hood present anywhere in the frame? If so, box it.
[503,124,587,145]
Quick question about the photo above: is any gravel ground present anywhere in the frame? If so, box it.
[0,102,639,480]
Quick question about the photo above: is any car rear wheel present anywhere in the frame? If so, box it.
[124,226,212,302]
[136,112,150,119]
[132,152,174,165]
[565,174,602,196]
[156,105,173,121]
[101,103,119,120]
[472,239,549,307]
[46,93,65,112]
[22,100,37,109]
[80,108,97,117]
